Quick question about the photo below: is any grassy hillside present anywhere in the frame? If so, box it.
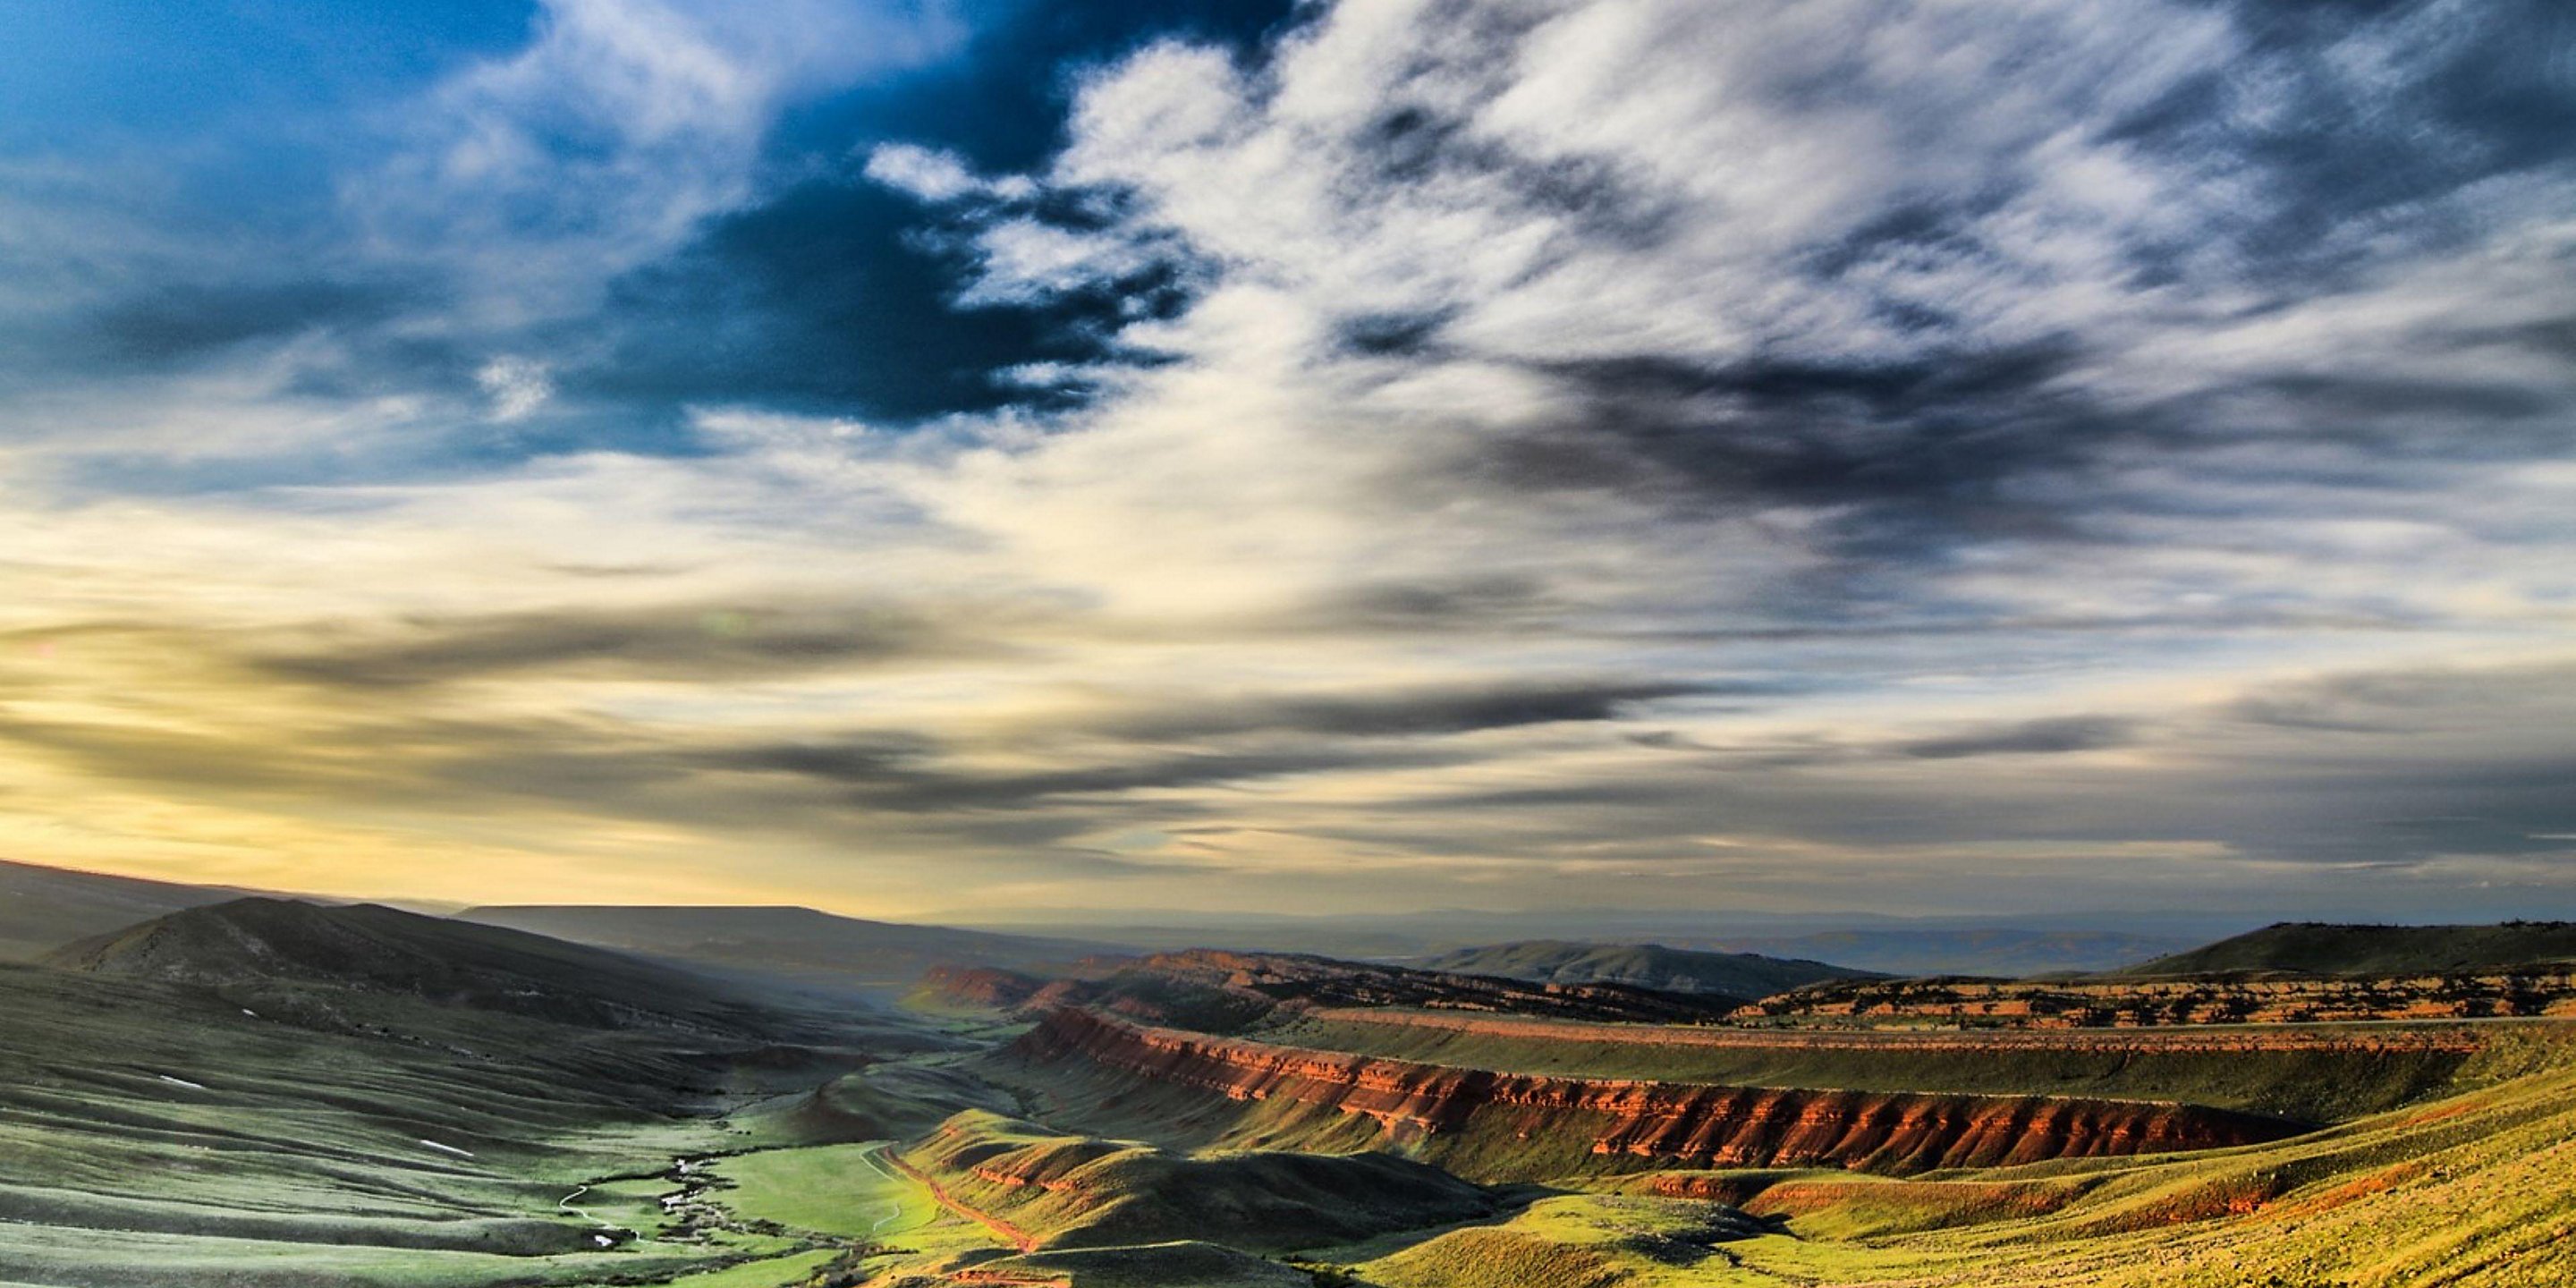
[0,962,856,1287]
[1421,939,1877,997]
[457,904,1114,998]
[0,859,250,962]
[2120,921,2576,978]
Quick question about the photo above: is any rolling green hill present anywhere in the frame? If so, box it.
[1421,939,1877,997]
[2116,921,2576,979]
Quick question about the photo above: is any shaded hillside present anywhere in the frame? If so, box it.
[918,948,1747,1031]
[2116,921,2576,979]
[0,956,911,1287]
[459,903,1112,997]
[1424,939,1877,996]
[1696,928,2198,977]
[46,897,792,1037]
[0,858,254,962]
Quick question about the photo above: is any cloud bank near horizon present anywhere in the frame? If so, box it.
[0,0,2570,919]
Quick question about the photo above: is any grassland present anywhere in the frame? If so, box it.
[711,1143,940,1241]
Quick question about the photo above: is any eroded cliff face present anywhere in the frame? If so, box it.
[1014,1009,2302,1176]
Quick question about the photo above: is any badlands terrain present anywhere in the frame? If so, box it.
[1,859,2572,1287]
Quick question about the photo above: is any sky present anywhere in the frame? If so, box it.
[1,0,2571,923]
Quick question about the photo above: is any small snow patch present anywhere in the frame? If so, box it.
[592,1234,614,1248]
[419,1139,476,1158]
[157,1074,206,1090]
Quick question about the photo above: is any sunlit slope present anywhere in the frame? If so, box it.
[1352,1027,2576,1287]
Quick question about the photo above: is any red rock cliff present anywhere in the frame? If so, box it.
[1014,1008,2301,1175]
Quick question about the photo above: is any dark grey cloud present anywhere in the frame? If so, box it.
[1377,662,2576,883]
[1895,716,2143,760]
[251,601,1013,688]
[1630,714,2148,768]
[700,739,1457,813]
[82,280,409,369]
[1097,680,1713,742]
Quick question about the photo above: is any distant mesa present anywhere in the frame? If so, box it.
[916,946,1750,1032]
[2114,921,2576,979]
[1422,938,1881,996]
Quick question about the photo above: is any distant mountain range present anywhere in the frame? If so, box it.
[1420,939,1879,996]
[458,903,1120,999]
[2114,921,2576,979]
[0,858,254,961]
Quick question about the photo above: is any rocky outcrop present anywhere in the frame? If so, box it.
[1745,971,2576,1027]
[1015,1009,2303,1176]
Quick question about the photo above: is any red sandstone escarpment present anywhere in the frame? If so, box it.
[1013,1009,2301,1175]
